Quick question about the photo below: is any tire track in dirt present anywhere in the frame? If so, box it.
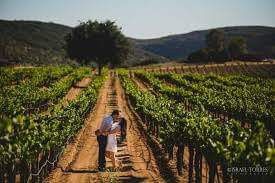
[45,75,110,183]
[115,76,166,182]
[46,72,172,183]
[41,76,92,116]
[64,77,92,102]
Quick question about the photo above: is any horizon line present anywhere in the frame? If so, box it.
[1,18,275,40]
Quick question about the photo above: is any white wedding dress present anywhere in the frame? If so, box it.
[106,123,120,153]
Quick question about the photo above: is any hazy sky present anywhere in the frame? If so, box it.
[0,0,274,39]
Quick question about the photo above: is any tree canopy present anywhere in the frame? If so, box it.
[228,37,247,59]
[188,29,248,63]
[206,29,225,52]
[65,20,130,74]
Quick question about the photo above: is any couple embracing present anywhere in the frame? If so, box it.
[95,110,127,172]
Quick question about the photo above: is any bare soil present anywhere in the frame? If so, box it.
[45,73,170,183]
[41,77,92,116]
[63,77,92,103]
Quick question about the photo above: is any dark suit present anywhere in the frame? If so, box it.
[97,135,107,170]
[97,116,113,170]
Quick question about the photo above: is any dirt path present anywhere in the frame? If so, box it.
[41,76,92,116]
[46,73,169,182]
[130,76,148,92]
[115,77,168,182]
[45,75,110,183]
[63,77,92,104]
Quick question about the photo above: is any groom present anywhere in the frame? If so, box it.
[96,109,120,171]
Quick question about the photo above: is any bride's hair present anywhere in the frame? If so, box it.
[111,109,120,116]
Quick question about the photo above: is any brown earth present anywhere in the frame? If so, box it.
[63,77,92,104]
[45,73,173,183]
[41,76,92,116]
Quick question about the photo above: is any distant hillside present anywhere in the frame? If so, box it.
[0,20,74,65]
[132,26,275,59]
[0,20,274,66]
[0,20,71,51]
[124,39,168,67]
[0,20,166,66]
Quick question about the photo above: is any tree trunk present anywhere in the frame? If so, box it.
[7,163,16,183]
[195,150,202,183]
[20,160,30,183]
[188,145,194,182]
[0,164,5,183]
[98,65,102,76]
[208,159,216,183]
[176,143,184,175]
[168,143,174,160]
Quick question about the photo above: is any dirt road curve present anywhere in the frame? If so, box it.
[45,73,167,183]
[64,77,92,102]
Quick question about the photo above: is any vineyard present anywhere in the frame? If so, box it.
[0,66,107,182]
[0,63,274,183]
[124,63,274,182]
[134,62,275,78]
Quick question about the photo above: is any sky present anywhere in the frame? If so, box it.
[0,0,274,39]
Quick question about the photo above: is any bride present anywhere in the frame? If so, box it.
[103,116,127,169]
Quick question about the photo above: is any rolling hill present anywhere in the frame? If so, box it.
[0,20,74,65]
[132,26,275,59]
[0,19,166,66]
[0,19,274,66]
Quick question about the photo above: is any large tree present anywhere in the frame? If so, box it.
[228,37,247,59]
[187,48,209,62]
[65,20,130,75]
[206,29,225,52]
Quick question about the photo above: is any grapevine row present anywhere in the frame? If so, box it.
[0,67,90,116]
[135,72,274,138]
[0,66,73,88]
[119,71,274,182]
[0,70,107,182]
